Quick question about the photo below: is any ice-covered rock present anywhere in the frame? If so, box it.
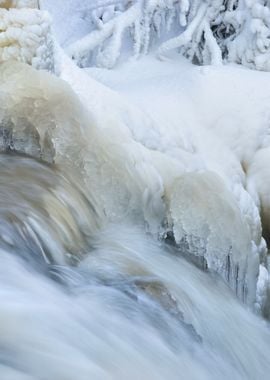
[0,61,166,231]
[0,61,83,164]
[165,171,260,305]
[247,148,270,246]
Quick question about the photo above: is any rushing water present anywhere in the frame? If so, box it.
[0,153,269,379]
[0,60,270,379]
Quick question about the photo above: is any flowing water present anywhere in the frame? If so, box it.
[0,61,270,379]
[0,154,268,380]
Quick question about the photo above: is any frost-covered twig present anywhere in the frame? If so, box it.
[68,2,140,68]
[158,3,207,59]
[65,0,270,72]
[67,0,183,68]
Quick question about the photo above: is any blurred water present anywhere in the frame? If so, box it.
[0,154,269,379]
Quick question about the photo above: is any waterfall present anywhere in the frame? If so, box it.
[0,57,269,378]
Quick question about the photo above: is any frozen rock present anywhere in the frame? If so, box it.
[166,171,260,305]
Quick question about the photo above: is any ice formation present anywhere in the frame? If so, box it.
[0,3,54,70]
[166,171,259,304]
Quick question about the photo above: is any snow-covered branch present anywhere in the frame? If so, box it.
[158,3,209,61]
[67,2,140,69]
[64,0,270,72]
[67,0,183,68]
